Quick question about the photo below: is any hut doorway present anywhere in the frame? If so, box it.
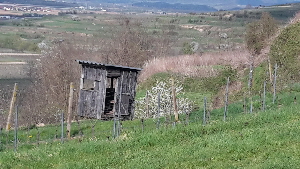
[103,77,117,119]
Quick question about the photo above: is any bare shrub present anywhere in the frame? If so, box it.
[105,17,172,68]
[18,40,103,125]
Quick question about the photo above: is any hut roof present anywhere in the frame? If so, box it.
[76,60,142,71]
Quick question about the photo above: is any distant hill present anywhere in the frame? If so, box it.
[237,0,300,6]
[132,2,217,12]
[0,0,77,7]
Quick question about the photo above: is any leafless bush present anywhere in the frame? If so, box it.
[18,40,103,125]
[105,17,172,68]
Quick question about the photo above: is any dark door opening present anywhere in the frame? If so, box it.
[103,77,116,119]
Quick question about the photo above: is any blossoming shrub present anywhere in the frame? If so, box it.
[135,80,194,119]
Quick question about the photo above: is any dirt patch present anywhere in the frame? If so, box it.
[0,63,30,79]
[180,24,213,32]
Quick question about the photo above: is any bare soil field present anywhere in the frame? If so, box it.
[0,53,39,78]
[0,62,30,79]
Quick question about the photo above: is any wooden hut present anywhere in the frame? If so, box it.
[76,60,141,120]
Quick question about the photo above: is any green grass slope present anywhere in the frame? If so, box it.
[1,91,300,168]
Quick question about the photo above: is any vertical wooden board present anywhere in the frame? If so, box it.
[78,90,84,116]
[90,91,96,118]
[130,71,138,117]
[95,94,102,119]
[84,67,89,80]
[114,75,122,116]
[83,66,88,79]
[86,67,93,80]
[94,81,100,91]
[122,71,128,94]
[88,91,93,118]
[82,90,88,117]
[80,66,84,89]
[128,72,135,95]
[121,71,129,115]
[100,70,107,114]
[95,68,104,81]
[92,68,97,80]
[85,91,92,118]
[112,76,119,117]
[125,71,130,93]
[128,71,133,94]
[83,91,89,117]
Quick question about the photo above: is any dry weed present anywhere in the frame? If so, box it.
[290,12,300,24]
[139,49,252,81]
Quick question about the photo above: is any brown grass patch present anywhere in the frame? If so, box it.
[139,49,253,81]
[290,12,300,24]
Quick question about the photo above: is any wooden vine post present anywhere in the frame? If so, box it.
[6,83,18,131]
[273,63,278,104]
[224,77,229,121]
[67,82,74,139]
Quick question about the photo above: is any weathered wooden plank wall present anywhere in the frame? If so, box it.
[114,70,138,119]
[78,66,106,119]
[78,62,139,120]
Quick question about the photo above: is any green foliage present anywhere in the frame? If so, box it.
[182,42,195,55]
[270,22,300,82]
[245,22,262,56]
[137,66,237,108]
[201,66,237,94]
[260,12,278,39]
[0,35,41,52]
[188,18,199,23]
[245,12,278,55]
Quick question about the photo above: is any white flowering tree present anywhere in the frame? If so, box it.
[135,80,194,119]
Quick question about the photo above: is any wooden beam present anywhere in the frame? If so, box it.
[67,82,74,139]
[6,83,18,131]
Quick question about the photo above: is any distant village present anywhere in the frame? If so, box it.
[0,3,54,19]
[0,4,52,13]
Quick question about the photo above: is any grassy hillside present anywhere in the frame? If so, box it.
[1,88,300,168]
[1,6,300,168]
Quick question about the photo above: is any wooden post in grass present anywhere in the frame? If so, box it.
[273,63,278,104]
[203,97,206,125]
[268,56,273,83]
[141,119,145,133]
[146,91,150,118]
[61,112,64,143]
[113,118,117,139]
[67,82,74,139]
[263,81,266,111]
[224,77,229,121]
[243,97,247,113]
[6,83,18,131]
[14,106,18,152]
[0,127,2,149]
[171,78,179,122]
[156,92,161,129]
[185,105,189,126]
[248,63,253,114]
